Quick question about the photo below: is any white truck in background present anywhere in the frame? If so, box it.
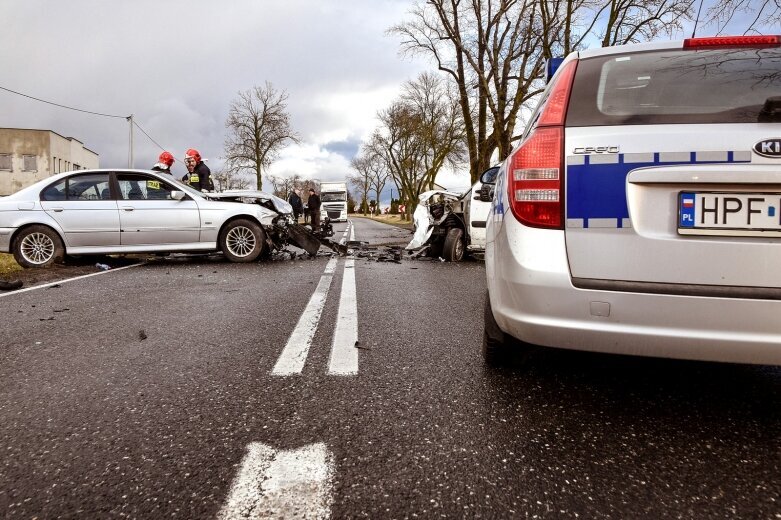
[319,181,348,222]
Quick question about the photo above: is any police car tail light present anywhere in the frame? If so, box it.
[537,60,577,127]
[683,35,781,48]
[507,60,575,229]
[508,126,563,229]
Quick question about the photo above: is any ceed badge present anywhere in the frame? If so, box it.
[753,138,781,158]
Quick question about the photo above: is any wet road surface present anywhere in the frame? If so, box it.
[0,219,779,519]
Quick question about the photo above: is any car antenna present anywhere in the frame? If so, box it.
[691,0,705,38]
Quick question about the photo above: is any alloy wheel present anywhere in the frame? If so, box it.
[226,226,257,258]
[20,232,56,265]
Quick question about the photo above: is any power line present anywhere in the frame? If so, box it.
[0,83,171,163]
[133,120,167,153]
[0,84,128,119]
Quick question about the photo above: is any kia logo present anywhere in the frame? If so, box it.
[753,138,781,158]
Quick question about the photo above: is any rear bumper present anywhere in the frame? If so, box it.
[486,218,781,365]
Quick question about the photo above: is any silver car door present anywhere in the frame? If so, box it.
[39,172,120,247]
[116,173,201,245]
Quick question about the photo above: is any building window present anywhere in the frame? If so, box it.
[0,154,11,171]
[23,155,37,172]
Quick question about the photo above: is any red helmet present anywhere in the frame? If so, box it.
[158,151,174,167]
[185,148,201,163]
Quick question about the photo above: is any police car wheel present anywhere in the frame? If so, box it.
[219,219,264,263]
[483,291,534,367]
[13,225,65,268]
[442,227,465,262]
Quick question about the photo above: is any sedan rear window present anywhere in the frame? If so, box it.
[566,47,781,126]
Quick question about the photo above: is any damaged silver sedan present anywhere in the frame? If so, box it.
[0,169,339,268]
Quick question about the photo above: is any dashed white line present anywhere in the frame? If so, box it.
[328,258,358,375]
[329,223,358,375]
[338,220,351,245]
[272,257,339,376]
[218,442,334,520]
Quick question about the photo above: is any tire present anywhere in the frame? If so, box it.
[482,291,534,366]
[219,219,265,263]
[442,227,465,262]
[12,225,65,268]
[425,238,444,259]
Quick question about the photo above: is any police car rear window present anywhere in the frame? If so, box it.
[566,47,781,126]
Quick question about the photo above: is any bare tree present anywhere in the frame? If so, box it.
[371,73,465,219]
[265,172,305,199]
[704,0,781,36]
[390,0,544,182]
[223,82,300,190]
[349,155,374,216]
[211,168,253,192]
[598,0,695,46]
[391,0,778,183]
[369,160,391,215]
[353,145,392,216]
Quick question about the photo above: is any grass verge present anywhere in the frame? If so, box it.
[351,213,414,230]
[0,253,21,275]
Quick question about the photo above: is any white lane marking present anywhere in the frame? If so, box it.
[272,257,339,375]
[338,221,351,245]
[0,262,144,299]
[218,442,334,520]
[328,258,358,375]
[328,222,358,375]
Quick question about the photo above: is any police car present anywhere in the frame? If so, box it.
[484,36,781,366]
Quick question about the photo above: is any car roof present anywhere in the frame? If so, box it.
[5,168,186,200]
[577,39,683,60]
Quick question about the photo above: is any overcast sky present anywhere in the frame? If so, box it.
[0,1,776,199]
[0,1,426,187]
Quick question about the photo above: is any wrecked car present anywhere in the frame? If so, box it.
[0,169,340,268]
[405,166,499,262]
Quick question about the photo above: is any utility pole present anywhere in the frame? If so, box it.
[127,114,134,168]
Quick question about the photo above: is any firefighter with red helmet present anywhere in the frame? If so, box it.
[183,148,213,191]
[151,151,175,175]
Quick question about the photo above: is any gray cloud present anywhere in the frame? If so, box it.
[322,138,361,161]
[0,0,424,181]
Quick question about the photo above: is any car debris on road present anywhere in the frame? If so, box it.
[0,279,23,291]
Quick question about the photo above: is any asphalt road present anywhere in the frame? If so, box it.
[0,219,779,519]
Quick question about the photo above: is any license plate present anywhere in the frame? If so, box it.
[678,191,781,237]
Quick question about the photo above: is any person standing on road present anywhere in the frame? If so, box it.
[151,151,175,175]
[183,148,213,191]
[307,188,321,232]
[288,188,303,222]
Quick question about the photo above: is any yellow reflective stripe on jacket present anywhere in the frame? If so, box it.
[190,175,200,183]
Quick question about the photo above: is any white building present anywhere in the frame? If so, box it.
[0,128,99,195]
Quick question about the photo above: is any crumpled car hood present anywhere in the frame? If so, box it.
[207,190,293,215]
[406,190,464,250]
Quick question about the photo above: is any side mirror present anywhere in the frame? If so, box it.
[479,166,499,185]
[171,191,186,201]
